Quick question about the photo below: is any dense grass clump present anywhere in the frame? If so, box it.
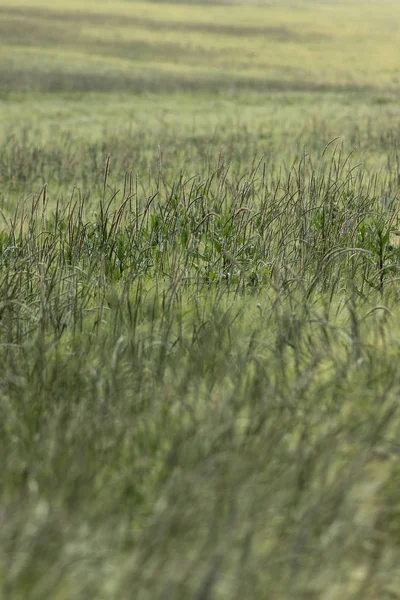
[2,147,400,598]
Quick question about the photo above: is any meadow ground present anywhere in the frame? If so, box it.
[2,0,400,598]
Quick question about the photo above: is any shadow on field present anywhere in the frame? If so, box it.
[0,64,377,96]
[0,7,331,41]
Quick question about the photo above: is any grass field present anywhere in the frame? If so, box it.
[2,0,400,598]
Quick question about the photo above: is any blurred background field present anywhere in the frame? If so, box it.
[2,0,400,95]
[1,0,400,201]
[3,1,400,599]
[1,0,400,100]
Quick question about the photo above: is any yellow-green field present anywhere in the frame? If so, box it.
[2,1,400,599]
[1,0,400,201]
[2,0,400,93]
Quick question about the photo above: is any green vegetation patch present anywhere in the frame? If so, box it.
[2,145,400,598]
[2,0,400,598]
